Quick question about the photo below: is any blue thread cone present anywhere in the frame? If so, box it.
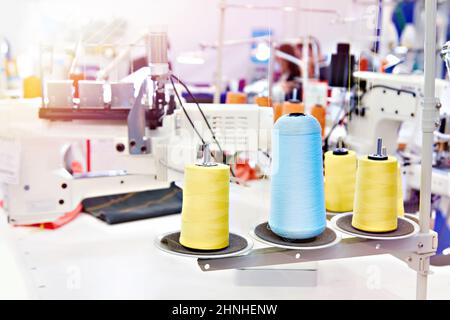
[269,113,326,239]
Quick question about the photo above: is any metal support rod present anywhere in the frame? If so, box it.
[214,0,226,104]
[96,33,146,81]
[302,36,309,98]
[417,257,430,300]
[222,4,338,15]
[201,36,272,49]
[198,233,436,272]
[417,0,438,300]
[268,43,275,101]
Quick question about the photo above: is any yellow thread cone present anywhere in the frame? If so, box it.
[352,156,398,232]
[23,76,42,99]
[325,150,357,213]
[397,167,404,217]
[179,164,230,250]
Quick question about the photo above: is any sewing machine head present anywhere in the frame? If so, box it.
[344,71,450,156]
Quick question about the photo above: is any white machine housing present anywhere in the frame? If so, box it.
[346,71,450,155]
[170,103,272,168]
[0,101,273,225]
[0,101,171,224]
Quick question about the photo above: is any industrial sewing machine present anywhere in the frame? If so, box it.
[0,101,272,225]
[0,29,273,225]
[0,29,174,225]
[345,71,450,155]
[0,100,172,225]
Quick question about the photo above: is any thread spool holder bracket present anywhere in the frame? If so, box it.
[197,231,437,277]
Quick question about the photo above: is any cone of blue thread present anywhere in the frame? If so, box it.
[269,113,326,239]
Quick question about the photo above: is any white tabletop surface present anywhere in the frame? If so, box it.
[1,179,450,300]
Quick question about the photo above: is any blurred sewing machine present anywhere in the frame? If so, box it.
[0,29,273,225]
[0,28,174,225]
[345,71,450,154]
[0,100,271,226]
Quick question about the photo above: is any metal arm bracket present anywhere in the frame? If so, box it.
[421,97,440,133]
[197,232,438,274]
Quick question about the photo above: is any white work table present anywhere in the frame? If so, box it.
[1,179,450,300]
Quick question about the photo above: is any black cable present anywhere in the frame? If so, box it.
[361,85,416,100]
[170,74,224,155]
[259,149,272,161]
[169,75,236,177]
[169,76,205,145]
[170,74,236,178]
[323,104,356,147]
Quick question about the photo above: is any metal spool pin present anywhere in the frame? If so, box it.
[333,137,349,155]
[290,88,300,103]
[368,137,388,161]
[197,144,218,167]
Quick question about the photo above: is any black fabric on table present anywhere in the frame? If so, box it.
[83,182,182,225]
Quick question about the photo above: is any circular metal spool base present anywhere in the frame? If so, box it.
[250,222,341,250]
[155,231,253,259]
[330,212,419,240]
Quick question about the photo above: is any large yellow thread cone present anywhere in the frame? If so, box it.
[23,76,42,99]
[397,167,404,217]
[179,164,230,250]
[325,150,357,213]
[352,156,398,232]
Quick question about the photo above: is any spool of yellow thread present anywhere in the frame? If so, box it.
[397,167,404,217]
[23,76,42,98]
[352,155,399,232]
[226,92,247,104]
[179,163,230,250]
[324,148,356,213]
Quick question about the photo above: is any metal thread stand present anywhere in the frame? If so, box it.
[198,233,437,273]
[201,0,439,300]
[212,1,339,104]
